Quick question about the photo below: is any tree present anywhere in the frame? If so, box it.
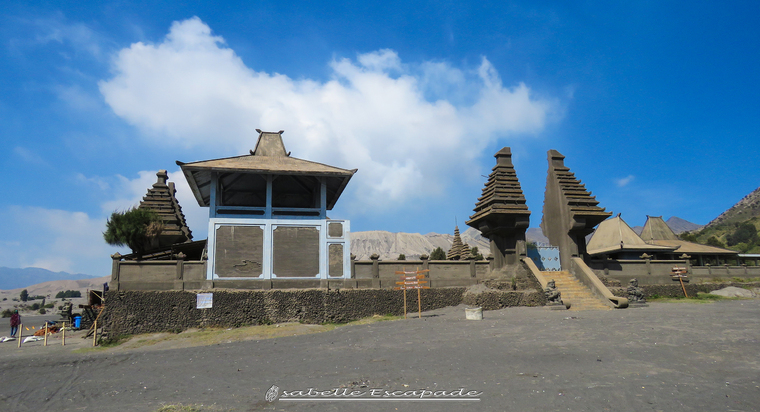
[104,207,164,256]
[470,247,484,260]
[397,254,406,260]
[20,289,28,302]
[430,247,446,260]
[727,223,758,246]
[706,236,725,248]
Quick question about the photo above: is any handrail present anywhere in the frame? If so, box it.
[521,257,550,289]
[571,257,628,309]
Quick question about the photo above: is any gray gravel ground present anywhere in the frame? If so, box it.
[1,300,759,412]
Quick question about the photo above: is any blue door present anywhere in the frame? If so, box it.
[527,246,561,271]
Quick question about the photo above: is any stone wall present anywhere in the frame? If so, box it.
[104,277,550,336]
[104,288,465,336]
[589,259,760,286]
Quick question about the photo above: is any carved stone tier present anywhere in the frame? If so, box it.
[446,226,471,260]
[540,150,611,270]
[466,147,530,269]
[138,170,193,249]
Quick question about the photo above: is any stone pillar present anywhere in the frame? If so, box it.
[350,254,357,279]
[370,254,380,288]
[640,253,652,275]
[420,254,429,272]
[176,252,186,280]
[680,254,691,273]
[110,253,122,291]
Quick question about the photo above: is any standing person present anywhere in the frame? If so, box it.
[10,310,20,338]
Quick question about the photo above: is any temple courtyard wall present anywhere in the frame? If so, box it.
[589,259,760,285]
[112,257,760,291]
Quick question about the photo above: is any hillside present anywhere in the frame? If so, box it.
[681,186,760,253]
[707,186,760,227]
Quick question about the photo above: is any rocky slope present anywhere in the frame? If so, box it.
[706,186,760,227]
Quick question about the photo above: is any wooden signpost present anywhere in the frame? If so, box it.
[671,266,689,297]
[394,267,430,319]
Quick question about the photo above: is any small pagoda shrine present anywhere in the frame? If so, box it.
[138,170,193,249]
[466,147,531,269]
[177,130,356,283]
[541,150,612,270]
[446,226,471,260]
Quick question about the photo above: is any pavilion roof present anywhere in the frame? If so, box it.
[640,216,679,241]
[177,130,357,208]
[587,215,676,256]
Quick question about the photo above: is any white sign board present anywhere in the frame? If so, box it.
[196,293,213,309]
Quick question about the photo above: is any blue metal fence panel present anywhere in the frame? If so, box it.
[527,246,561,271]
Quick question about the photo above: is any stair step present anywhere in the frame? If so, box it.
[543,271,610,311]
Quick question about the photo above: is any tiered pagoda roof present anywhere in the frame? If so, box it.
[466,147,530,235]
[545,150,611,225]
[138,170,193,248]
[446,226,471,260]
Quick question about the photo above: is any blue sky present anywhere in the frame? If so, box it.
[1,1,759,277]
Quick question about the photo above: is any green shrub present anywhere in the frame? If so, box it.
[38,308,46,315]
[55,290,82,298]
[1,309,12,318]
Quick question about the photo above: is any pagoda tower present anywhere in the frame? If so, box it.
[446,226,471,260]
[137,170,193,250]
[540,150,611,270]
[466,147,530,269]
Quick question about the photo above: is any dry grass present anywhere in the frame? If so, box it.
[79,314,401,353]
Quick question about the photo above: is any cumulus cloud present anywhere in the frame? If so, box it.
[616,175,635,187]
[99,17,556,213]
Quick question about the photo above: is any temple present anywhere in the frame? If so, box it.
[177,130,356,285]
[466,147,530,269]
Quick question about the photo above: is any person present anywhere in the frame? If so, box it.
[10,310,20,338]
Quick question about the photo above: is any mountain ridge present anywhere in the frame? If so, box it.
[0,267,98,291]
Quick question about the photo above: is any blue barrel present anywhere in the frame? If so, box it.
[73,315,82,328]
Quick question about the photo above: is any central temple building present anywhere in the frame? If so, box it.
[177,130,356,286]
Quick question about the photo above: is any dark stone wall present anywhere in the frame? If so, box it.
[462,290,545,310]
[104,285,552,336]
[105,288,472,336]
[610,282,760,299]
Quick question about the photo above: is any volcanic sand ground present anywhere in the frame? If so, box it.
[1,300,759,412]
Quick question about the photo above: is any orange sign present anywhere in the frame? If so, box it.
[394,267,430,319]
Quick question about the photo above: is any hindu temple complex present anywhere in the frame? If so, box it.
[108,133,759,317]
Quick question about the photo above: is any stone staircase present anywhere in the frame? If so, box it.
[543,271,611,311]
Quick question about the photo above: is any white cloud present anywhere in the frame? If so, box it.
[616,175,635,187]
[99,17,557,213]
